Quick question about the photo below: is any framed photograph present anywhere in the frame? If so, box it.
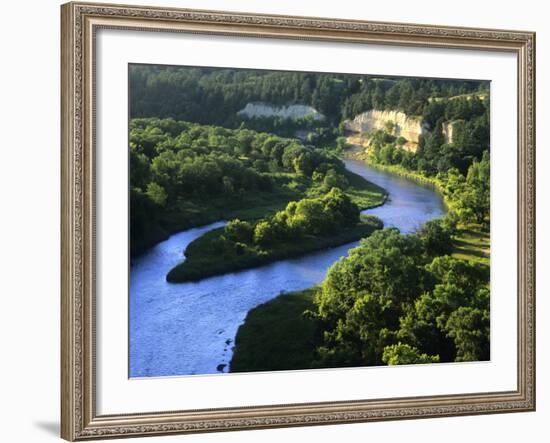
[61,1,536,440]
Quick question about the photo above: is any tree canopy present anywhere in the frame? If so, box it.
[312,228,490,367]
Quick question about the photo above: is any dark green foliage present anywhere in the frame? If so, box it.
[130,65,490,250]
[367,91,489,191]
[445,305,490,361]
[322,168,349,190]
[130,187,168,255]
[129,117,386,256]
[418,218,454,256]
[224,219,254,243]
[341,78,486,120]
[396,256,489,362]
[367,97,490,227]
[231,224,489,371]
[439,151,490,227]
[313,229,430,367]
[230,289,320,373]
[130,65,487,129]
[235,115,338,148]
[130,65,349,124]
[311,230,489,368]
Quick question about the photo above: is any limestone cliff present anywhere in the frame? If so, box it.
[442,121,457,144]
[237,102,325,121]
[344,110,428,147]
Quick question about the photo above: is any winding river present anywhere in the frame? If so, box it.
[129,159,446,378]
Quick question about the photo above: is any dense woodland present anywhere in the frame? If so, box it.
[312,223,489,368]
[231,220,489,372]
[130,64,487,138]
[130,118,384,254]
[130,65,490,369]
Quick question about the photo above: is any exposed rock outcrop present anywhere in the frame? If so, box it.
[237,102,325,121]
[442,121,457,144]
[344,110,428,147]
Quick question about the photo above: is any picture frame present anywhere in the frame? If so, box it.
[61,1,536,440]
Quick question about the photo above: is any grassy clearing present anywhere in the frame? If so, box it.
[344,151,445,195]
[340,169,388,209]
[166,216,382,282]
[451,226,490,266]
[230,289,319,373]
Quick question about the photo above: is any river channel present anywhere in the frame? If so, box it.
[129,159,446,377]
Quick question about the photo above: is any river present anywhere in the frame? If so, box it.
[129,159,446,377]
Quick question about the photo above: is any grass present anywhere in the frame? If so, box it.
[340,169,388,209]
[345,151,445,195]
[166,216,383,282]
[230,289,319,373]
[451,226,490,266]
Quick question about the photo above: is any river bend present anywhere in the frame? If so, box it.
[129,159,446,377]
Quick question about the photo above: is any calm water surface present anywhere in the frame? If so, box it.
[129,159,445,377]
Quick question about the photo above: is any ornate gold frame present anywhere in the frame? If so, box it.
[61,1,536,440]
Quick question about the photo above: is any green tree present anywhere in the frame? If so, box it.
[418,218,453,256]
[321,187,359,228]
[382,343,440,365]
[444,306,490,361]
[396,256,489,362]
[290,199,327,235]
[464,152,490,225]
[145,182,167,206]
[224,219,254,244]
[384,120,395,134]
[322,169,348,190]
[313,229,430,367]
[253,220,277,247]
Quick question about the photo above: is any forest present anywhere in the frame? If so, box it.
[130,118,385,255]
[130,64,487,143]
[129,64,490,372]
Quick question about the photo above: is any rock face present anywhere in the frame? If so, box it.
[442,121,457,144]
[237,102,325,121]
[344,110,428,145]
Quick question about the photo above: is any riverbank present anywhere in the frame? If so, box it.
[229,156,490,372]
[166,215,383,283]
[344,148,446,200]
[344,149,489,265]
[133,184,301,256]
[131,154,455,376]
[229,227,489,374]
[230,289,320,373]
